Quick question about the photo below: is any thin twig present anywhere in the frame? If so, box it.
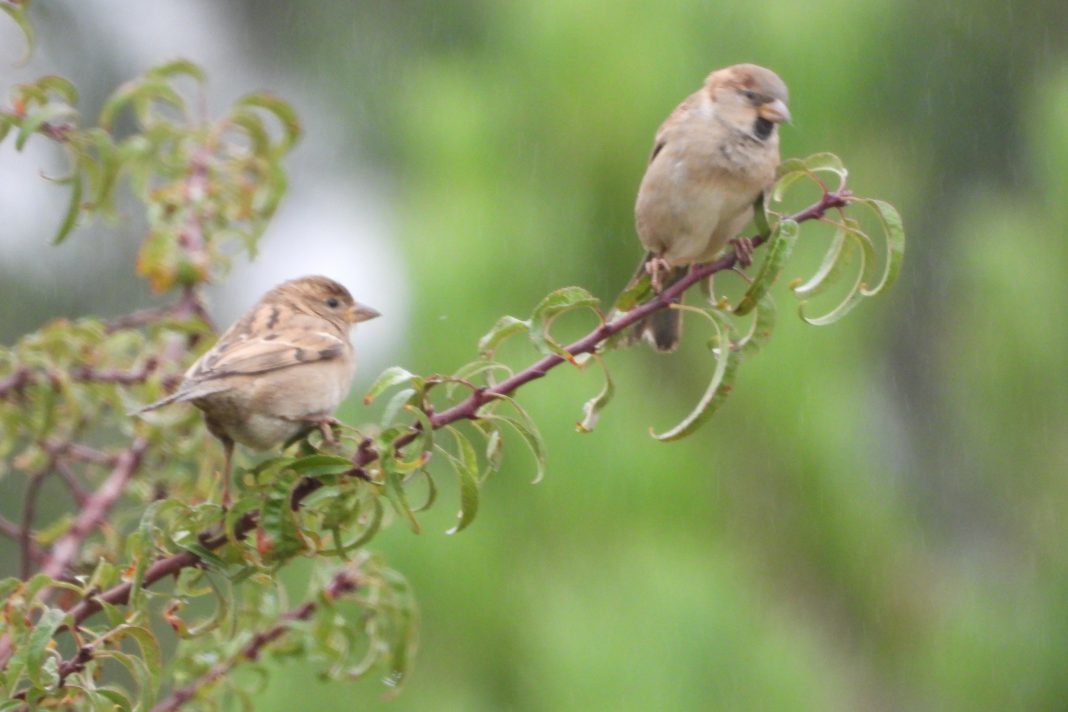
[38,438,148,581]
[42,440,120,467]
[69,359,160,386]
[54,460,90,507]
[104,287,212,333]
[0,515,22,540]
[20,458,55,580]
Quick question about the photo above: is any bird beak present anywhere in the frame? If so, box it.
[349,303,381,323]
[759,98,791,124]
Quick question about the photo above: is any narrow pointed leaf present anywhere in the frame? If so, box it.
[237,92,302,153]
[652,307,738,441]
[734,218,798,315]
[51,170,83,244]
[484,395,546,483]
[856,198,905,297]
[528,286,600,360]
[734,292,777,359]
[576,354,614,433]
[364,366,419,405]
[477,315,529,357]
[26,607,67,688]
[16,103,79,150]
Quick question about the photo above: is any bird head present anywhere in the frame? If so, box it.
[705,64,790,141]
[281,275,380,328]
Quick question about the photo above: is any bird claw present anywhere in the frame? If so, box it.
[644,257,672,292]
[309,416,341,445]
[730,237,754,268]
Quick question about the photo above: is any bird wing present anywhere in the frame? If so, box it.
[187,330,348,382]
[648,93,697,164]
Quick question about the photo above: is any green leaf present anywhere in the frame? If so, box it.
[611,270,653,313]
[477,315,530,357]
[236,92,302,153]
[442,428,479,534]
[792,221,853,299]
[733,292,777,360]
[856,198,905,298]
[289,454,355,477]
[794,220,876,327]
[381,387,417,425]
[773,152,848,201]
[528,286,600,360]
[576,354,615,433]
[103,625,162,704]
[383,470,421,534]
[51,169,83,244]
[258,473,307,563]
[27,607,67,689]
[93,649,151,710]
[15,103,79,150]
[447,360,514,398]
[484,395,547,483]
[0,2,34,65]
[734,218,799,316]
[148,58,206,83]
[363,366,420,405]
[34,76,79,105]
[652,307,739,441]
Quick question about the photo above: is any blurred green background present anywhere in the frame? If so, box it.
[4,1,1068,710]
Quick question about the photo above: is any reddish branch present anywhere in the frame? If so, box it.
[149,570,359,712]
[39,438,149,580]
[105,286,213,333]
[59,188,851,631]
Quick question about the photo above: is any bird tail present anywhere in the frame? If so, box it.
[613,253,687,353]
[127,390,189,417]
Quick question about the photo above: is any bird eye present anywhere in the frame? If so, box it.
[742,89,757,101]
[326,297,340,308]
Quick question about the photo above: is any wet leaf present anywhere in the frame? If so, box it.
[856,198,905,297]
[576,354,614,433]
[51,170,83,244]
[528,286,600,360]
[364,366,420,405]
[0,2,34,65]
[15,102,78,150]
[27,607,67,689]
[477,315,529,358]
[440,428,479,534]
[734,218,798,316]
[484,395,546,483]
[652,307,738,441]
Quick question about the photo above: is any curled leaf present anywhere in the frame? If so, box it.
[440,427,480,534]
[364,366,420,405]
[734,218,798,316]
[856,198,905,297]
[576,354,614,433]
[1,1,34,65]
[477,315,529,358]
[733,292,777,359]
[235,92,302,154]
[484,394,547,483]
[652,306,738,441]
[528,286,601,360]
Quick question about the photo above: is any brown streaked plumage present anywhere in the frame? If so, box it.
[134,275,380,504]
[626,63,790,351]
